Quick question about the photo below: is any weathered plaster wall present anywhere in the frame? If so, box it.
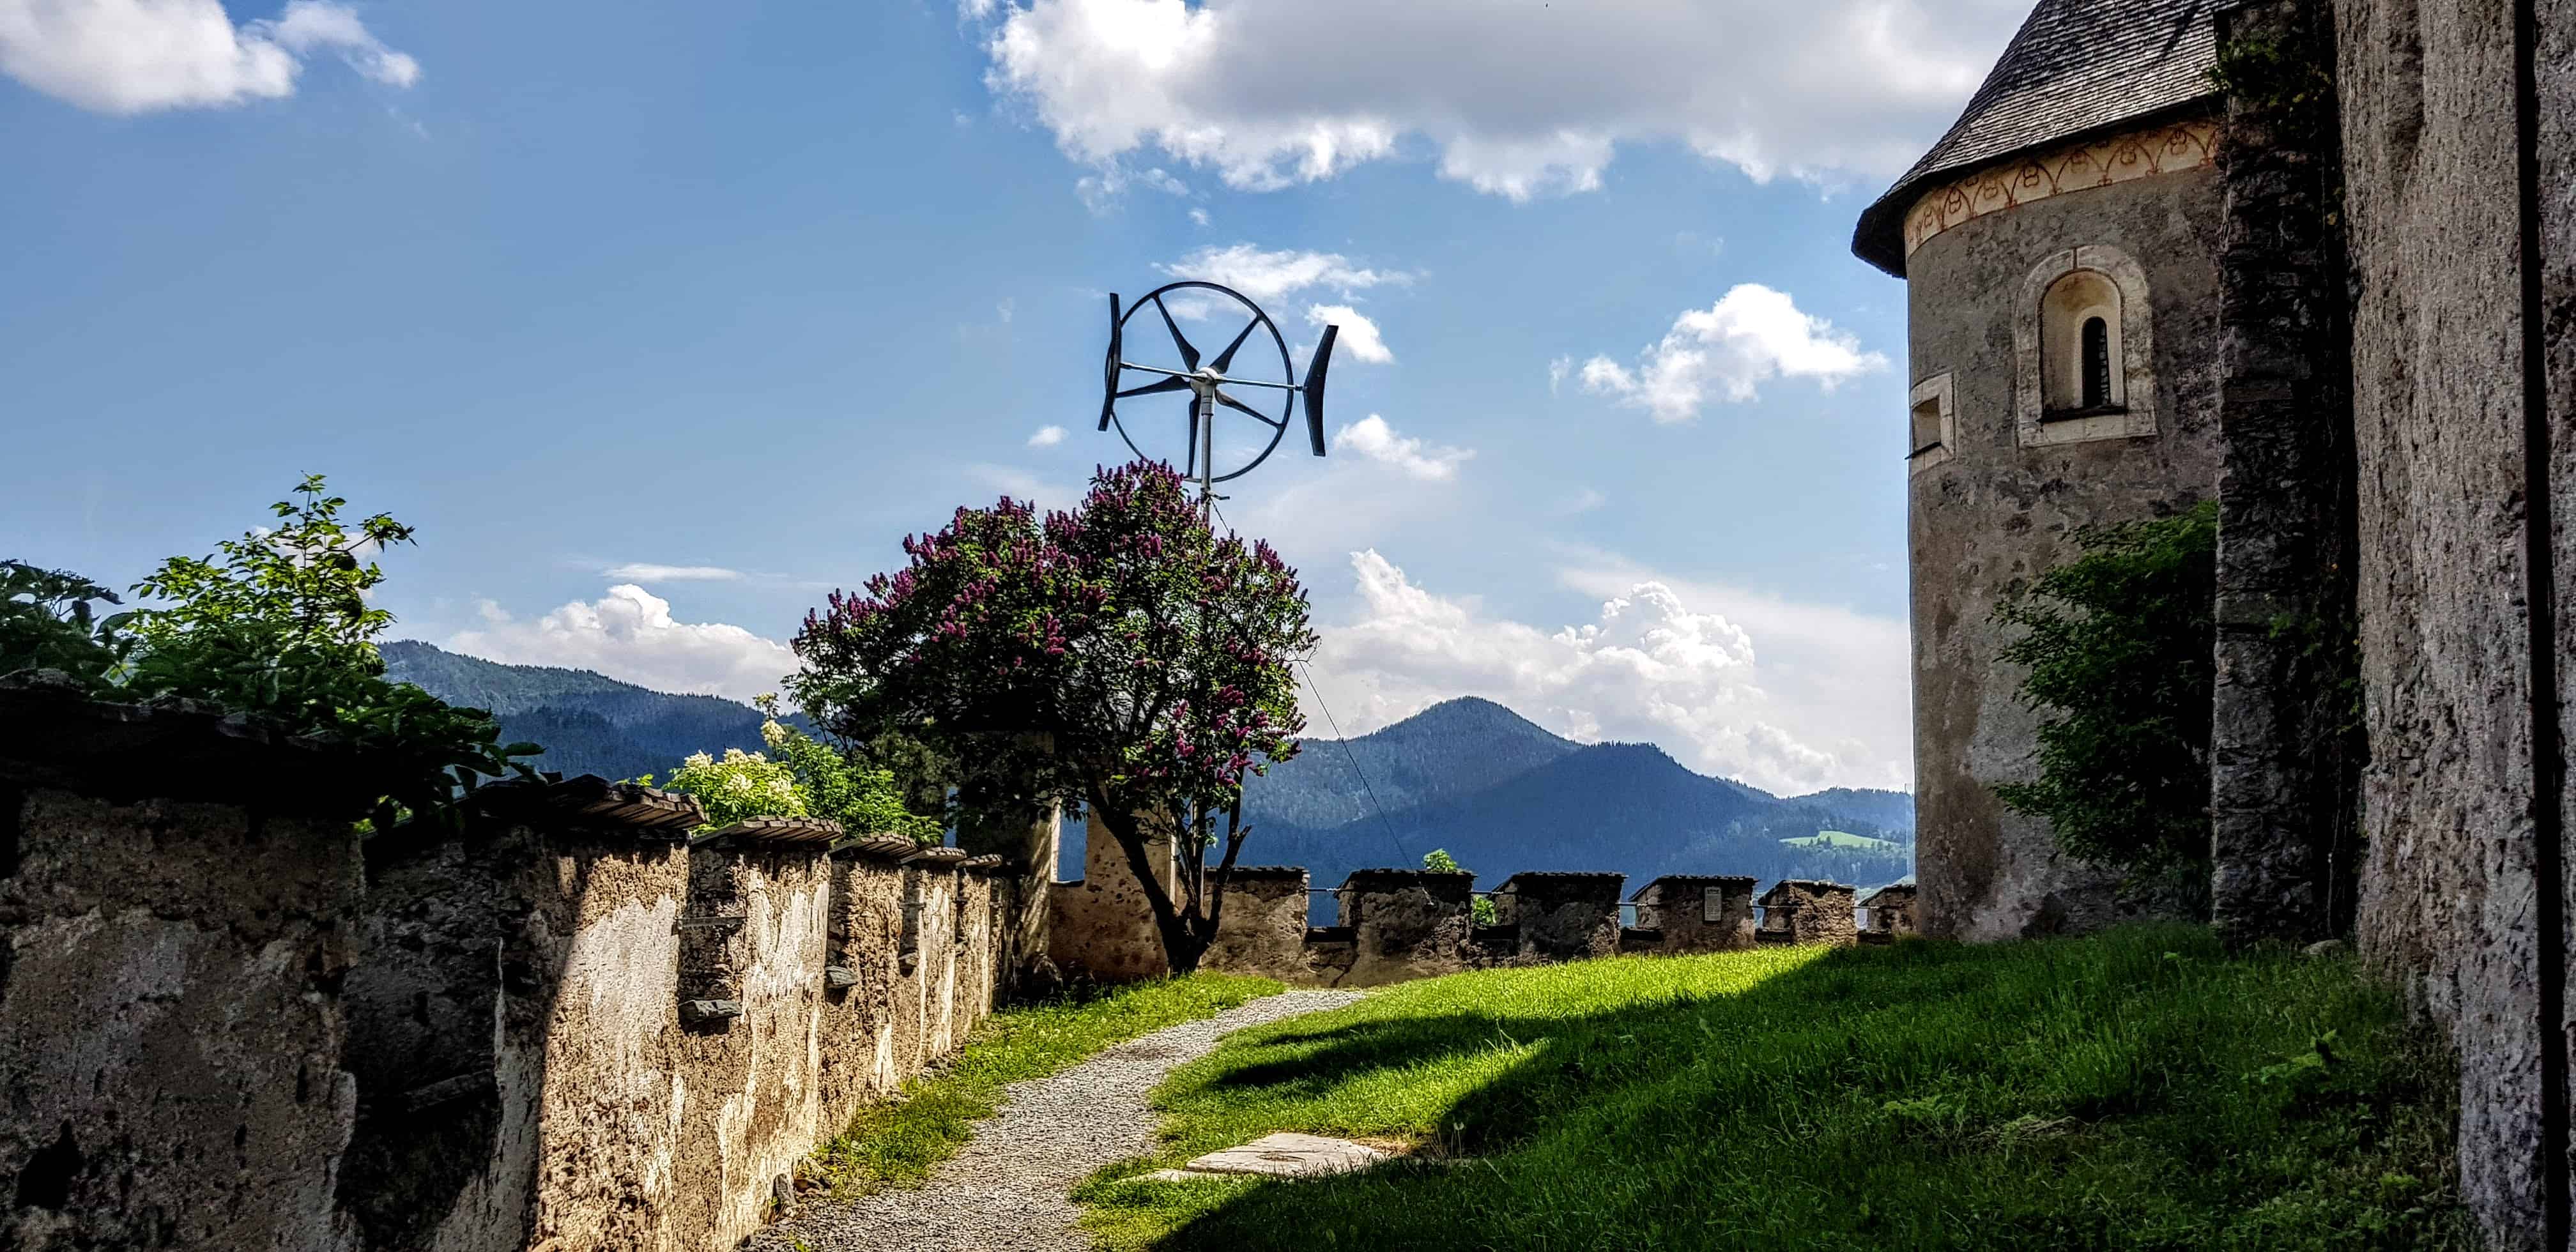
[333,785,1022,1252]
[0,783,366,1252]
[1860,885,1920,937]
[1047,809,1175,981]
[1336,871,1475,988]
[1757,881,1860,947]
[1494,873,1624,963]
[1202,868,1312,982]
[1905,145,2227,941]
[2334,0,2566,1242]
[1632,876,1759,954]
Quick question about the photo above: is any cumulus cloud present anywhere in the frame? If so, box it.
[970,0,2021,198]
[448,586,797,705]
[1160,243,1408,304]
[603,563,745,583]
[1335,415,1469,482]
[1027,424,1068,448]
[1303,551,1910,793]
[1580,284,1887,424]
[0,0,418,114]
[1308,304,1390,363]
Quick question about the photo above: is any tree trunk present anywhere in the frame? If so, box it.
[1087,782,1216,975]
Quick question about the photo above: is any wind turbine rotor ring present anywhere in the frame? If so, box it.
[1100,281,1298,485]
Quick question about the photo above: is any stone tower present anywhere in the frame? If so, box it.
[1850,0,2224,941]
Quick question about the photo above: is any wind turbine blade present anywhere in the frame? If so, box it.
[1215,388,1284,429]
[1209,320,1262,374]
[1153,294,1201,371]
[1116,376,1193,399]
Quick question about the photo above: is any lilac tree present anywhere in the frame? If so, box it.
[790,460,1314,973]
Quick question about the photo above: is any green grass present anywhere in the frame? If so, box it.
[1077,926,2472,1251]
[804,973,1282,1193]
[1781,828,1900,850]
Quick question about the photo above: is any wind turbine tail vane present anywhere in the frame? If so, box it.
[1098,293,1124,432]
[1303,323,1337,457]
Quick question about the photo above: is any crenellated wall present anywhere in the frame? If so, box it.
[341,790,1022,1252]
[0,682,1037,1252]
[1633,875,1760,954]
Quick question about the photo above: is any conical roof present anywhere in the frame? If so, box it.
[1850,0,2219,277]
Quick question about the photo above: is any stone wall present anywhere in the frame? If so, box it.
[1860,885,1919,938]
[0,688,379,1252]
[1200,867,1311,982]
[2334,0,2573,1243]
[1902,132,2227,942]
[1630,875,1758,954]
[1047,809,1176,982]
[2207,0,2363,948]
[1333,870,1476,987]
[1757,881,1860,948]
[1492,873,1624,963]
[327,782,1025,1252]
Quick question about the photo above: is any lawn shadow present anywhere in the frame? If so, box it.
[1083,926,2474,1252]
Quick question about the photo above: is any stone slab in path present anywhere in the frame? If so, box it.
[1182,1133,1389,1178]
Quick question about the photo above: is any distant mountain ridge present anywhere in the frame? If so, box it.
[1236,698,1912,907]
[384,643,1915,897]
[380,640,788,783]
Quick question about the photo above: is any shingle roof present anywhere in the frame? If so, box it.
[1851,0,2220,277]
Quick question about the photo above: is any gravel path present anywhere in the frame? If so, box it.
[746,989,1363,1252]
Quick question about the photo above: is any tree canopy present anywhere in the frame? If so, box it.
[791,459,1315,970]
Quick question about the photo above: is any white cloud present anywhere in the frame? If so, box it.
[1188,207,1210,226]
[997,297,1016,323]
[1160,243,1409,304]
[965,462,1078,512]
[449,585,797,706]
[1335,415,1469,482]
[602,563,745,583]
[970,0,2020,199]
[1073,162,1189,211]
[1027,424,1068,447]
[0,0,418,114]
[1580,284,1887,424]
[1304,551,1910,793]
[1556,485,1606,516]
[1547,355,1573,393]
[1307,304,1389,364]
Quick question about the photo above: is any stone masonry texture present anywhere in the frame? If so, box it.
[0,692,376,1252]
[2336,0,2573,1244]
[2209,0,2363,949]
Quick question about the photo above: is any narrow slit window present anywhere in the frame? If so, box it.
[2081,317,2112,409]
[1910,398,1943,454]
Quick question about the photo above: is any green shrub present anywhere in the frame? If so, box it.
[1993,501,2218,882]
[1,477,537,830]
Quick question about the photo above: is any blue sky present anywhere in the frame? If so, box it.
[0,0,2032,794]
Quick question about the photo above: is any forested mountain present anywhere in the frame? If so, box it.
[387,643,1915,899]
[381,641,787,782]
[1229,702,1913,910]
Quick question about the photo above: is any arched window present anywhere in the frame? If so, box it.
[2081,317,2112,409]
[2041,269,2124,415]
[2015,246,2156,448]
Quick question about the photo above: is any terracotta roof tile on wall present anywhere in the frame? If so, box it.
[1852,0,2218,276]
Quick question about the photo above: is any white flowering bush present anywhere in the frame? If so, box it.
[645,696,943,844]
[660,747,806,829]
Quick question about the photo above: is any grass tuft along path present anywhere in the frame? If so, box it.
[804,973,1282,1194]
[1079,926,2473,1251]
